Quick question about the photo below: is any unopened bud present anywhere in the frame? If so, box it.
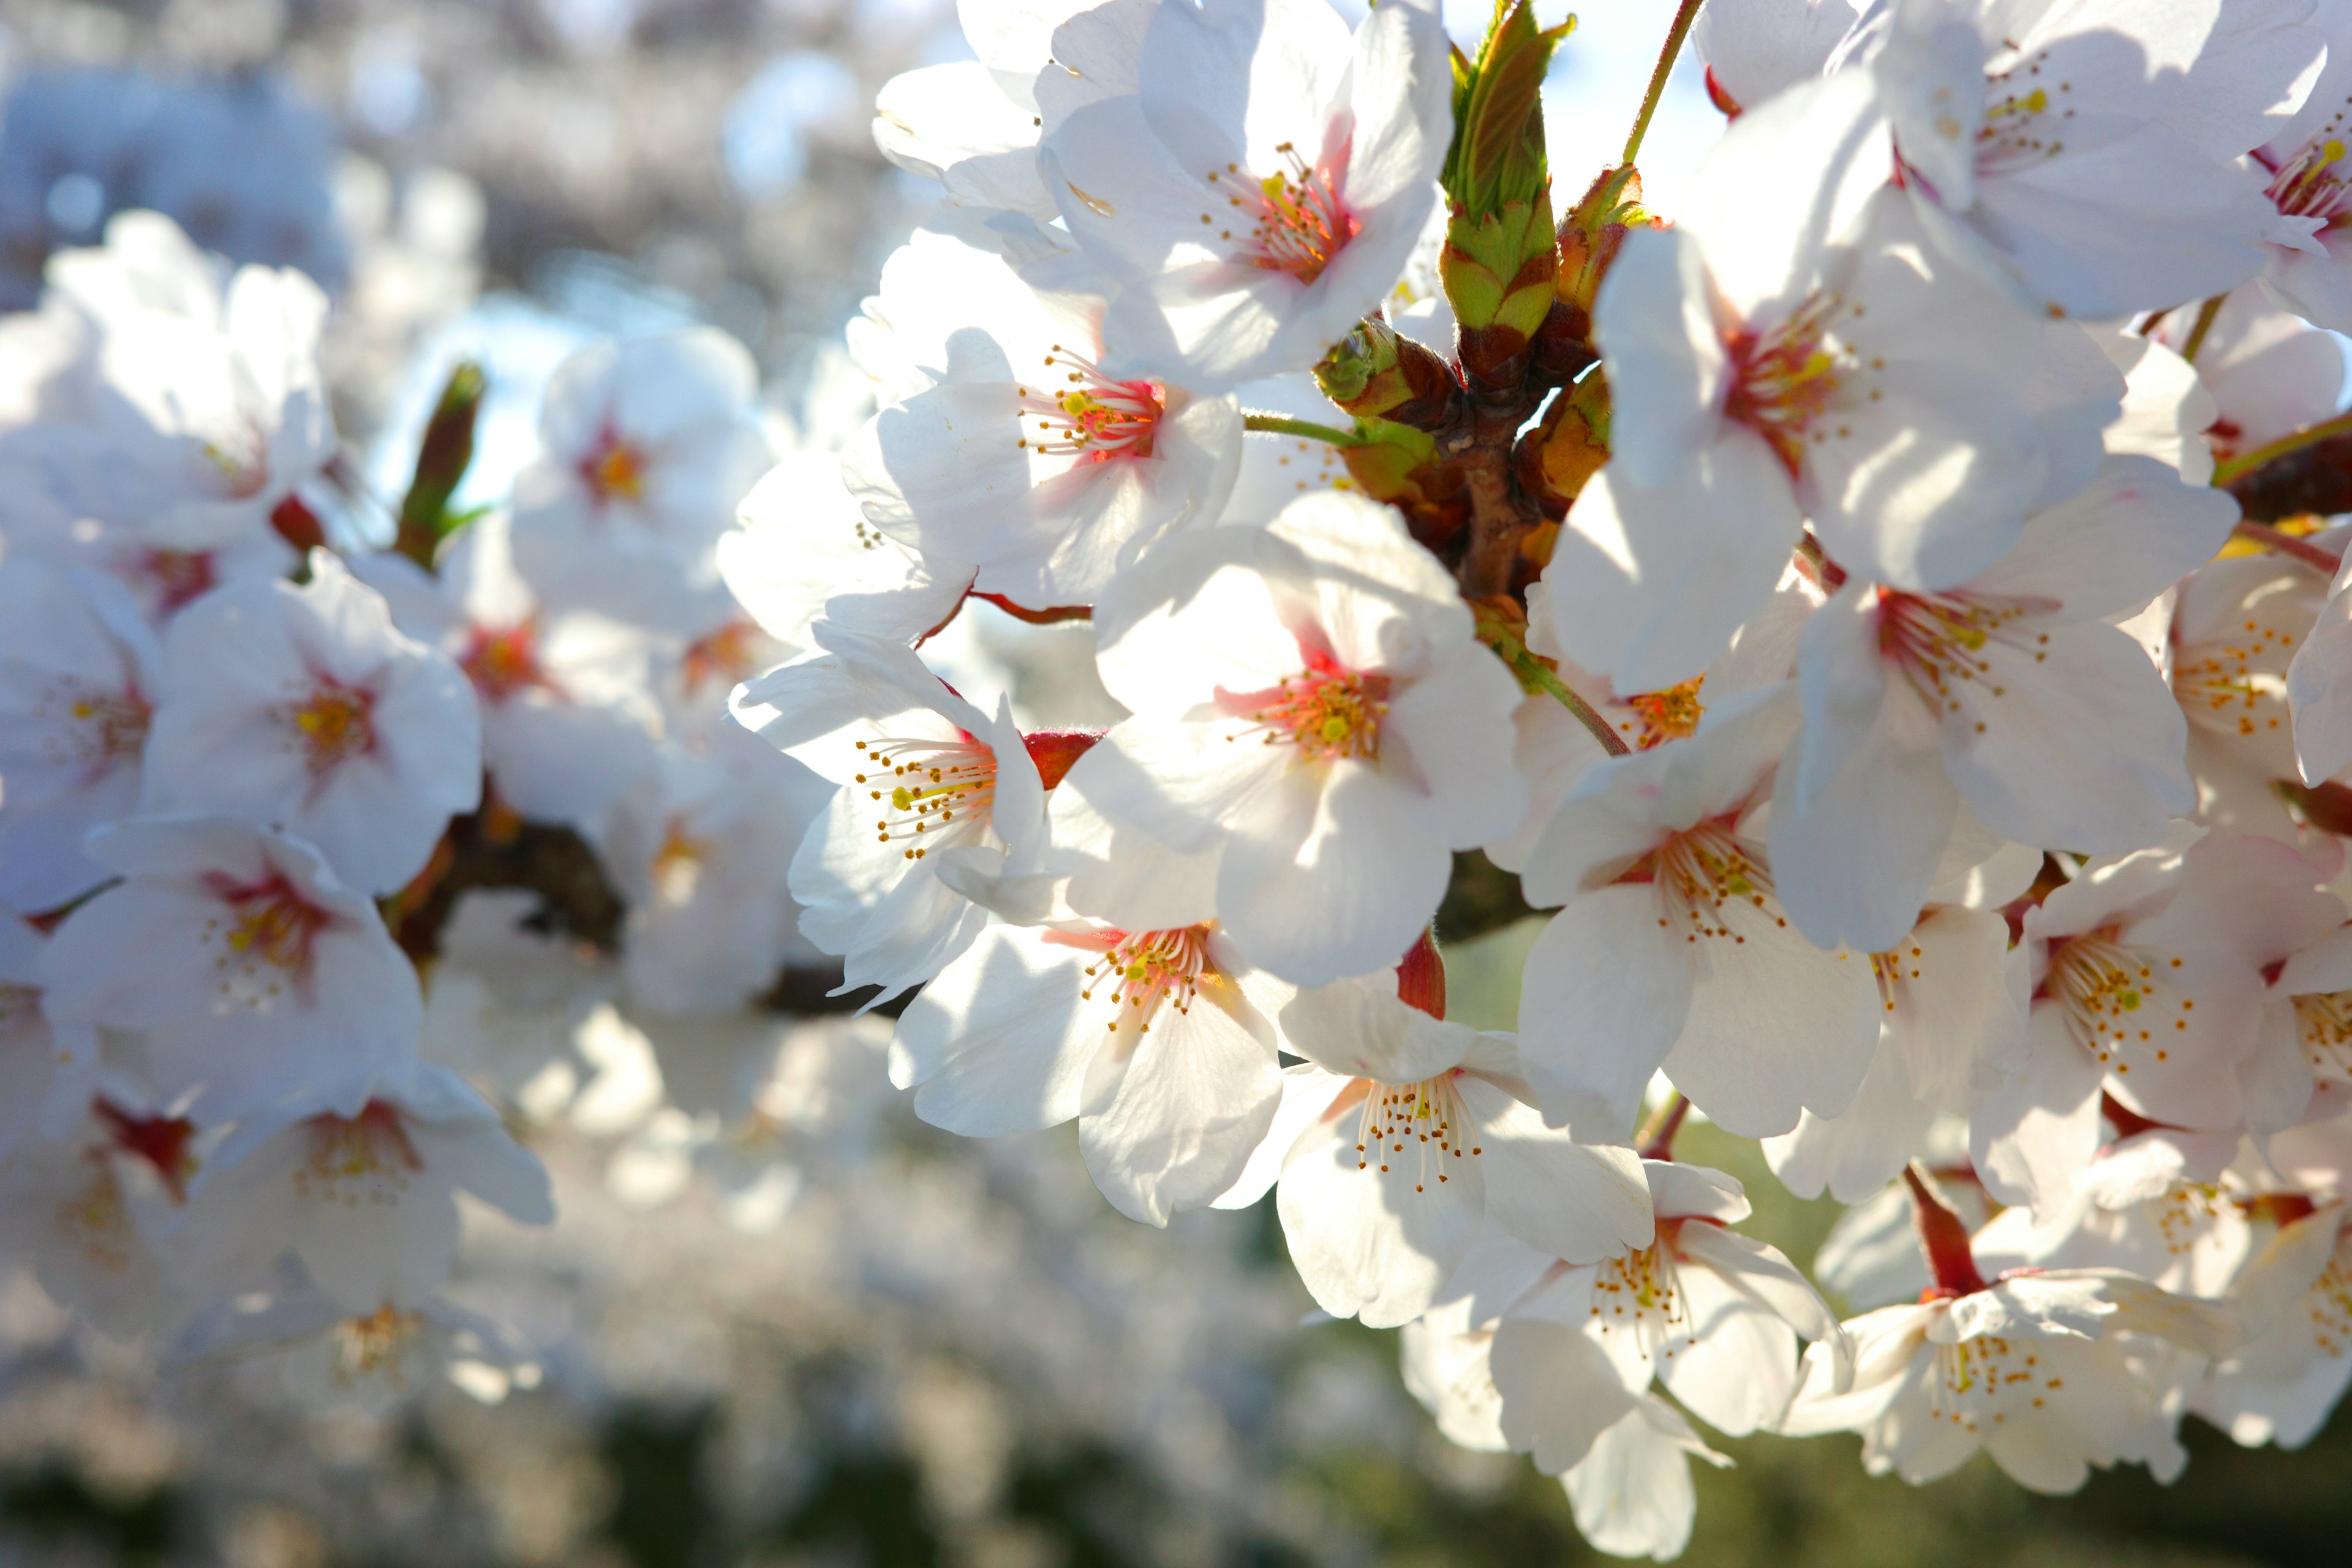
[1514,371,1611,518]
[394,360,487,571]
[1536,166,1657,383]
[1315,317,1461,430]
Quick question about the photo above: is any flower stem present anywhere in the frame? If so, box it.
[1636,1092,1691,1159]
[2176,293,2227,364]
[1242,412,1363,447]
[1484,625,1632,756]
[2231,519,2343,575]
[1622,0,1706,166]
[2212,408,2352,486]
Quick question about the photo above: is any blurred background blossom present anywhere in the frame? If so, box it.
[1,2,2349,1566]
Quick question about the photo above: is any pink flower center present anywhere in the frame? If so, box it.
[2264,135,2352,230]
[1019,347,1164,462]
[1229,649,1390,763]
[1073,925,1215,1040]
[461,621,555,704]
[133,548,219,614]
[276,675,377,776]
[681,617,766,696]
[1723,296,1849,476]
[203,867,343,984]
[47,679,151,784]
[2296,990,2352,1084]
[581,426,650,502]
[298,1100,424,1201]
[652,817,708,904]
[852,734,997,862]
[1204,138,1360,286]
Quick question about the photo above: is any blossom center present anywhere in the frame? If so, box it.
[1588,1223,1691,1355]
[854,735,997,862]
[337,1304,426,1382]
[1878,587,2052,728]
[653,818,708,904]
[682,617,765,696]
[1615,676,1705,751]
[1929,1332,2063,1431]
[297,1100,424,1204]
[1204,139,1359,285]
[1237,650,1390,764]
[132,547,219,614]
[1970,70,2067,178]
[203,867,342,986]
[2296,990,2352,1085]
[1869,938,1927,1014]
[1078,925,1213,1040]
[1354,1071,1480,1193]
[277,676,377,775]
[1723,296,1849,475]
[1019,347,1164,462]
[461,621,554,704]
[2173,612,2296,745]
[2265,136,2352,230]
[45,678,151,783]
[1639,820,1791,946]
[2043,929,2191,1077]
[582,428,650,502]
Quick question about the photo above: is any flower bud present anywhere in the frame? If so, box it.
[1314,317,1461,431]
[1536,165,1656,383]
[394,360,488,571]
[1513,370,1611,518]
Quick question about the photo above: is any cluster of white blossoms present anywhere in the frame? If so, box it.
[22,0,2352,1553]
[734,0,2352,1555]
[0,204,839,1402]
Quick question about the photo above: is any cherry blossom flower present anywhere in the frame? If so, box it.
[596,727,830,1016]
[1212,960,1653,1329]
[1039,0,1452,391]
[2192,1196,2352,1448]
[508,328,777,635]
[1553,81,2084,691]
[891,918,1291,1226]
[353,512,662,832]
[1782,1168,2239,1493]
[171,1276,543,1414]
[733,624,1049,1001]
[1516,687,1884,1141]
[2151,288,2346,469]
[177,1060,552,1313]
[1973,831,2343,1215]
[141,552,481,895]
[29,211,336,541]
[2178,547,2334,837]
[843,222,1242,609]
[1768,454,2232,951]
[0,559,162,913]
[1867,0,2315,317]
[0,1087,205,1336]
[37,818,423,1124]
[1066,490,1526,986]
[2252,0,2352,332]
[716,448,970,658]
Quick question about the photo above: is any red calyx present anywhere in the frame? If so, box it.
[2241,1191,2321,1228]
[270,494,326,552]
[1395,928,1447,1019]
[1904,1162,1988,1298]
[2100,1091,2187,1142]
[94,1098,199,1203]
[1021,728,1103,790]
[1704,66,1743,119]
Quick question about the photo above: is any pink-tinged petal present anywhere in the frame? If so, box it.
[1517,889,1692,1140]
